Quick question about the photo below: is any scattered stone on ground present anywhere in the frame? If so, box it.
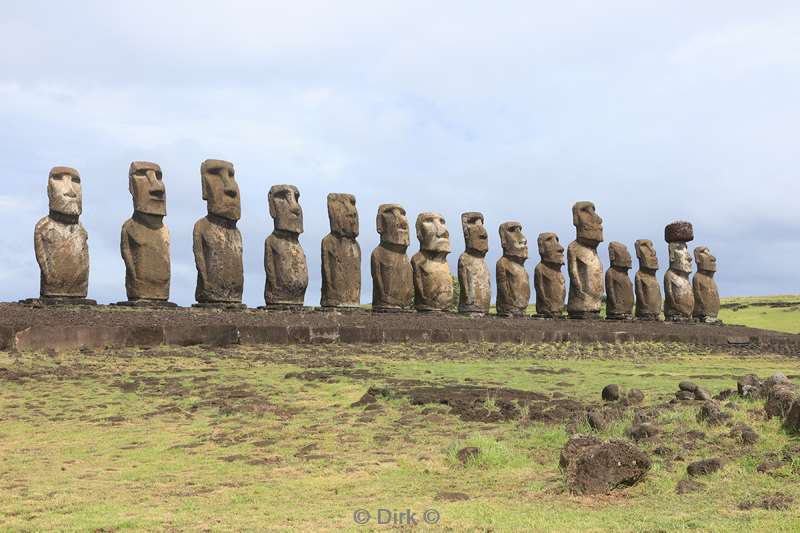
[587,411,607,431]
[435,491,470,502]
[693,387,711,401]
[676,478,705,495]
[560,435,651,495]
[728,425,759,445]
[456,447,480,464]
[627,389,645,404]
[675,390,694,401]
[679,381,698,393]
[737,374,761,399]
[696,401,730,425]
[714,388,736,401]
[782,400,800,433]
[625,423,660,442]
[765,385,799,419]
[756,459,787,473]
[738,493,794,511]
[687,458,722,477]
[602,384,622,402]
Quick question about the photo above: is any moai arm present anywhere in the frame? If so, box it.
[33,221,51,282]
[457,256,471,303]
[534,264,545,302]
[605,270,615,309]
[567,244,581,293]
[264,237,279,292]
[412,256,426,304]
[192,223,207,287]
[120,224,135,285]
[496,262,510,305]
[321,238,334,294]
[370,250,385,305]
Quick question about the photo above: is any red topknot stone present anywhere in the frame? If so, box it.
[665,221,694,243]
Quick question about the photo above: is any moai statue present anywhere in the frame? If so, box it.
[412,212,453,312]
[457,212,490,316]
[567,201,604,319]
[371,204,413,312]
[118,162,175,307]
[321,193,360,309]
[634,239,662,320]
[496,222,530,317]
[663,221,694,321]
[264,184,308,309]
[693,246,720,323]
[27,166,94,305]
[192,159,245,308]
[534,232,565,318]
[605,242,634,320]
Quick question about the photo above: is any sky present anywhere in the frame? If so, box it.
[0,1,798,306]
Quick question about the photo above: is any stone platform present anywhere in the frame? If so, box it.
[0,303,797,354]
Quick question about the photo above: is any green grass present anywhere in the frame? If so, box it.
[718,295,800,334]
[2,342,800,531]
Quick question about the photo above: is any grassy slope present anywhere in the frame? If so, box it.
[2,343,800,532]
[718,295,800,334]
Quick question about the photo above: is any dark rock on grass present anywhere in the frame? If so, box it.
[738,493,794,511]
[756,459,786,473]
[560,436,651,495]
[676,390,695,401]
[782,400,800,433]
[653,446,673,457]
[728,425,759,445]
[625,423,661,442]
[456,446,480,464]
[602,384,622,402]
[587,411,607,431]
[687,458,722,477]
[761,373,791,395]
[676,478,705,494]
[694,387,711,401]
[679,381,698,393]
[627,389,645,404]
[765,385,799,419]
[696,401,731,425]
[435,491,470,502]
[714,388,736,401]
[737,374,761,399]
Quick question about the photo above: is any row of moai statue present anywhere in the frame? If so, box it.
[29,163,720,322]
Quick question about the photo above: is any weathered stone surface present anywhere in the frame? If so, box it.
[457,212,490,315]
[560,436,651,495]
[121,161,171,302]
[664,240,694,321]
[665,221,694,243]
[321,193,360,308]
[496,222,530,317]
[605,242,634,320]
[567,202,604,319]
[737,373,761,398]
[264,184,308,307]
[765,385,799,419]
[371,204,413,312]
[692,246,719,323]
[634,239,662,320]
[534,232,565,318]
[34,167,90,299]
[783,400,800,433]
[602,384,622,401]
[687,458,721,477]
[412,213,452,312]
[193,159,243,304]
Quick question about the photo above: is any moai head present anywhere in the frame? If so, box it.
[461,212,488,255]
[572,201,603,245]
[537,232,564,265]
[327,193,358,238]
[201,159,240,221]
[608,241,632,269]
[128,161,166,216]
[635,239,659,271]
[694,246,717,273]
[47,166,82,216]
[499,222,528,259]
[668,243,692,274]
[416,212,451,253]
[376,204,410,247]
[268,184,303,234]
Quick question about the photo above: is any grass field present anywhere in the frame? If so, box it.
[2,341,800,532]
[718,295,800,334]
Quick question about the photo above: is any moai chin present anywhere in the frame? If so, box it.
[663,221,694,321]
[567,201,604,319]
[605,241,634,320]
[457,212,491,315]
[119,161,175,307]
[496,221,530,317]
[371,204,413,312]
[412,212,453,312]
[634,239,662,320]
[29,166,94,304]
[692,246,720,323]
[534,232,565,318]
[320,193,360,309]
[192,159,244,307]
[264,184,308,309]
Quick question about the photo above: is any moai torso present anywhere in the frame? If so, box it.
[635,270,662,319]
[121,217,170,300]
[496,256,530,316]
[692,272,719,320]
[35,215,89,298]
[458,252,491,314]
[664,270,694,319]
[265,233,308,305]
[605,267,633,318]
[567,240,603,315]
[321,234,361,307]
[193,215,244,303]
[412,251,452,311]
[534,262,565,317]
[371,245,413,310]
